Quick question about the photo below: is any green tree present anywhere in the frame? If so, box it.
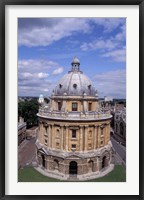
[18,98,39,128]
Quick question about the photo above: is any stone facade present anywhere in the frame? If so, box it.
[36,57,113,180]
[114,107,126,146]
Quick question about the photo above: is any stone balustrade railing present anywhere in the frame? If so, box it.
[38,109,111,120]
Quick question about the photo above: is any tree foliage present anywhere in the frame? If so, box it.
[18,98,39,128]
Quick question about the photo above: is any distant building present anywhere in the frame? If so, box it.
[18,117,26,145]
[114,104,126,146]
[104,96,113,102]
[36,57,113,180]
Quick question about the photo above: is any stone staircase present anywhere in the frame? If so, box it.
[67,175,79,181]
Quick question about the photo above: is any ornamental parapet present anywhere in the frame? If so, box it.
[37,108,112,120]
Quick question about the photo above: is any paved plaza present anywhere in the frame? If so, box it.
[18,137,36,169]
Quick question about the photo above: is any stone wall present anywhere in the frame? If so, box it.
[38,118,111,152]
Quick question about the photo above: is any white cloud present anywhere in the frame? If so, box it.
[18,18,125,47]
[18,59,63,96]
[37,72,49,78]
[91,18,125,32]
[80,39,117,51]
[18,18,90,47]
[18,59,61,73]
[80,20,126,62]
[102,48,126,62]
[93,69,126,98]
[52,67,64,75]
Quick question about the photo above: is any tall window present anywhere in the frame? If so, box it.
[58,101,62,111]
[88,103,92,111]
[72,130,76,138]
[72,102,78,111]
[100,128,104,136]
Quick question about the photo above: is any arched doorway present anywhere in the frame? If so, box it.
[41,154,45,168]
[88,160,94,172]
[102,156,107,169]
[69,161,77,175]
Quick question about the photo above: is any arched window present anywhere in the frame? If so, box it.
[59,84,62,88]
[88,160,94,172]
[41,154,46,168]
[69,161,77,175]
[102,156,107,169]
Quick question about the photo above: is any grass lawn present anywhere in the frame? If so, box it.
[18,165,126,182]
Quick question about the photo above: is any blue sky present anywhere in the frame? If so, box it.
[18,18,126,98]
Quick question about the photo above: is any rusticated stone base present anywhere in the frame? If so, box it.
[36,142,113,180]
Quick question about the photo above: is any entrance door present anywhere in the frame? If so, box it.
[69,161,77,175]
[102,156,107,169]
[41,154,45,168]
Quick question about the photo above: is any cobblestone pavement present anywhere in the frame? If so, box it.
[18,137,37,169]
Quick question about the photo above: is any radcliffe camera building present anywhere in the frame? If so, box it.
[36,57,113,180]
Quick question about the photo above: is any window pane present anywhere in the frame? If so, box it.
[72,130,76,138]
[72,103,77,111]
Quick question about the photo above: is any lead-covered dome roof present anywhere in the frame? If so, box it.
[53,57,96,96]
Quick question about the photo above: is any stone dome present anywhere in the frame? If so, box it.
[53,58,96,96]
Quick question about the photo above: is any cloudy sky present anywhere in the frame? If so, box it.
[18,18,126,98]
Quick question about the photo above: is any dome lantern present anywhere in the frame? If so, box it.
[71,56,80,72]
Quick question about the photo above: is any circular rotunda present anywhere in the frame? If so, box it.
[36,57,113,180]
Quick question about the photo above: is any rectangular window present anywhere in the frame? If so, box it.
[101,128,104,136]
[45,139,47,144]
[72,144,76,149]
[56,142,59,147]
[88,103,92,111]
[72,130,76,138]
[58,102,62,111]
[100,140,103,145]
[72,102,78,111]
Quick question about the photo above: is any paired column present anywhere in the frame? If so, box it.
[84,125,88,151]
[61,125,64,150]
[48,124,51,148]
[97,125,100,148]
[51,124,54,148]
[65,126,69,151]
[79,125,83,151]
[94,125,97,149]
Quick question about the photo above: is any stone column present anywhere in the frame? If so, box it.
[65,126,69,151]
[38,121,42,142]
[79,125,83,151]
[97,125,100,148]
[94,125,97,149]
[105,124,108,145]
[41,123,45,144]
[44,123,48,136]
[61,100,66,112]
[51,124,54,148]
[48,125,51,148]
[61,125,64,150]
[107,122,110,142]
[84,125,88,151]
